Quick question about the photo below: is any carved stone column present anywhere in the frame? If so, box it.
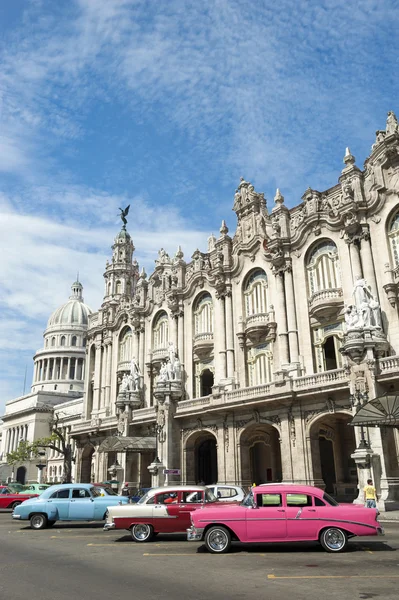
[170,314,178,349]
[360,227,378,297]
[133,328,139,362]
[224,290,235,379]
[139,324,145,375]
[178,310,184,367]
[105,341,112,409]
[214,294,227,381]
[274,270,289,367]
[348,239,363,282]
[284,263,299,364]
[92,339,102,412]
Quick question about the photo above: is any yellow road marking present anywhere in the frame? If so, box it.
[267,574,399,580]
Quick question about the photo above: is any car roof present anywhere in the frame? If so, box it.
[254,484,324,496]
[45,483,95,491]
[148,485,208,495]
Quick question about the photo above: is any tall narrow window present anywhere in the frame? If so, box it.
[118,327,133,362]
[247,343,273,386]
[306,240,341,296]
[313,325,343,372]
[71,336,77,346]
[388,210,399,267]
[244,269,268,317]
[153,312,169,350]
[194,294,214,335]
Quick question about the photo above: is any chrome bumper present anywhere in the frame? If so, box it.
[103,522,115,531]
[12,514,21,520]
[187,526,204,541]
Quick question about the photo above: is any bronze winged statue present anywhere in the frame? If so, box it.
[118,205,130,226]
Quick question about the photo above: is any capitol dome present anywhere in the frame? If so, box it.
[46,281,92,330]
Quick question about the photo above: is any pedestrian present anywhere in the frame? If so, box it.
[364,478,378,508]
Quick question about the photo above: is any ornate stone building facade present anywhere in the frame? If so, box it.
[72,113,399,509]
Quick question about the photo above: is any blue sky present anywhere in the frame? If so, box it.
[1,0,399,411]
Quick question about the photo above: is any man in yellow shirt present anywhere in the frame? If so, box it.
[364,479,378,508]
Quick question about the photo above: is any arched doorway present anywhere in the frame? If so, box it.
[309,412,357,501]
[183,431,218,485]
[81,445,94,483]
[240,424,282,486]
[200,369,214,396]
[196,438,217,484]
[16,466,26,484]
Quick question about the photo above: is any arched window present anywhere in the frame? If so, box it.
[247,343,273,386]
[71,336,77,346]
[45,339,49,348]
[83,337,87,347]
[107,282,112,296]
[126,280,131,295]
[194,293,213,334]
[60,336,66,346]
[153,312,169,350]
[313,324,343,372]
[116,280,122,294]
[244,270,268,317]
[119,327,133,362]
[388,209,399,267]
[51,337,56,347]
[306,240,341,296]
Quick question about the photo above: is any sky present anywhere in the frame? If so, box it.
[1,0,399,411]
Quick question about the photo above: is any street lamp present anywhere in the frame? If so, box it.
[350,390,370,450]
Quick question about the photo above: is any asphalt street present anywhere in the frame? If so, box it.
[1,512,399,600]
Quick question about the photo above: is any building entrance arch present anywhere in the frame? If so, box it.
[80,445,95,483]
[183,430,218,485]
[16,466,26,484]
[308,411,357,501]
[239,424,282,486]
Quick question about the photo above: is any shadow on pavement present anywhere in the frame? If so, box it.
[195,541,397,554]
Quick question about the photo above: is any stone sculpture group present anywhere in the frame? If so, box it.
[345,278,382,330]
[157,342,182,382]
[120,357,142,392]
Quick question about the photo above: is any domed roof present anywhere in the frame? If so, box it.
[47,281,92,329]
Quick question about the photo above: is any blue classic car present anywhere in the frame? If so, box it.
[12,483,129,529]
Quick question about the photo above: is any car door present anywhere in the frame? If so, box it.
[178,490,206,530]
[46,488,71,519]
[152,491,179,532]
[68,488,95,520]
[285,493,319,540]
[246,493,287,541]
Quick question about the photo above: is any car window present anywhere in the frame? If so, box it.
[218,487,238,498]
[286,494,313,507]
[323,492,339,506]
[156,492,178,504]
[72,488,91,499]
[257,493,282,507]
[50,489,70,499]
[38,486,48,491]
[315,497,326,506]
[90,487,101,497]
[183,491,204,503]
[207,486,215,494]
[138,492,152,504]
[205,489,217,503]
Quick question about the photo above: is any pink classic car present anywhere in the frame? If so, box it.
[187,484,384,553]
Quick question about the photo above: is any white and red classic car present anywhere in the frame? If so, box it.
[187,484,384,554]
[104,485,226,542]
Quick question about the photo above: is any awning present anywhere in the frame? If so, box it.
[98,436,156,453]
[350,394,399,427]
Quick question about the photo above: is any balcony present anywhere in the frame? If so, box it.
[193,332,214,358]
[244,312,276,345]
[293,368,348,392]
[308,288,343,322]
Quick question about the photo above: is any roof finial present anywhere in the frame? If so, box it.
[343,147,355,167]
[274,188,284,206]
[220,220,229,235]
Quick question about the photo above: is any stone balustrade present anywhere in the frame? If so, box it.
[293,368,347,390]
[308,288,343,307]
[378,356,399,374]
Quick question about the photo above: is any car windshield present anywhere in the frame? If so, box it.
[323,492,339,506]
[90,487,101,497]
[138,491,152,504]
[103,488,117,495]
[241,491,255,507]
[205,489,217,503]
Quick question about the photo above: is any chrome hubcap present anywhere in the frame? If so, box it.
[324,528,345,550]
[208,529,228,551]
[32,516,43,528]
[134,525,150,540]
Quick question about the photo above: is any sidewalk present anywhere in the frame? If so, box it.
[379,510,399,522]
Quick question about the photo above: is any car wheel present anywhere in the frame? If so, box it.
[30,514,48,530]
[131,523,154,542]
[10,501,22,510]
[320,527,348,553]
[204,526,232,554]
